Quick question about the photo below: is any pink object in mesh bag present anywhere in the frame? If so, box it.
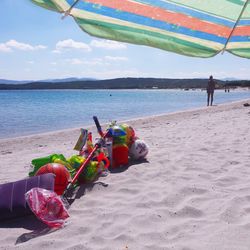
[25,188,69,228]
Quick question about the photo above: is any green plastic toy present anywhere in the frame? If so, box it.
[29,154,67,176]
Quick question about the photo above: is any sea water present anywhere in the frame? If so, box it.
[0,89,249,139]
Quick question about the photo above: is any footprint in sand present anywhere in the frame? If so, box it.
[215,176,238,187]
[1,151,12,155]
[172,206,204,218]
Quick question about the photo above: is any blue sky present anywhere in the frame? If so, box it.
[1,0,250,81]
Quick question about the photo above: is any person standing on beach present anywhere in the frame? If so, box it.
[207,75,216,106]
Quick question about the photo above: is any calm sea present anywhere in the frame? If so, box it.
[0,89,249,139]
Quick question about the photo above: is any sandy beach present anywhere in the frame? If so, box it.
[0,99,250,250]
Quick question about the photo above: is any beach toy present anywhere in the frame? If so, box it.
[0,173,55,222]
[120,123,136,147]
[51,154,67,162]
[25,187,69,228]
[73,128,88,152]
[80,132,94,157]
[67,155,85,169]
[77,152,110,183]
[109,125,126,137]
[113,135,126,145]
[107,123,129,168]
[29,154,67,176]
[35,163,71,195]
[129,139,149,160]
[112,144,129,168]
[109,125,126,145]
[105,138,113,167]
[52,158,73,171]
[51,154,74,171]
[78,161,99,183]
[62,116,110,195]
[96,152,110,171]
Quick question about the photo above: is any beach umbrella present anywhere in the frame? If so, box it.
[31,0,250,58]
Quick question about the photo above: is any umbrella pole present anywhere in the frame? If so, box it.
[222,0,250,53]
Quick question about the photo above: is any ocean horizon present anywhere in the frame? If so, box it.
[0,89,249,139]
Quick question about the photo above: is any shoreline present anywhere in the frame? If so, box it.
[1,98,249,142]
[1,98,250,249]
[0,98,249,182]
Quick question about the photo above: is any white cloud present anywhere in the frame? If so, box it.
[239,67,247,71]
[52,50,61,54]
[64,55,128,69]
[0,40,46,52]
[90,40,127,50]
[83,69,143,79]
[0,43,12,52]
[5,40,46,51]
[35,45,47,50]
[104,56,128,61]
[55,39,91,52]
[69,58,84,65]
[84,58,105,66]
[26,61,34,64]
[65,57,108,66]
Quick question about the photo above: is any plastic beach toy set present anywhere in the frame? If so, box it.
[0,117,149,228]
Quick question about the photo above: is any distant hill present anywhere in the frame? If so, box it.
[0,77,96,85]
[0,79,32,84]
[40,77,96,83]
[221,77,240,81]
[0,77,249,90]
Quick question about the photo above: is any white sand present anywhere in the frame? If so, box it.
[0,99,250,250]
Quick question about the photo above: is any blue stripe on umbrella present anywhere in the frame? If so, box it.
[67,0,228,44]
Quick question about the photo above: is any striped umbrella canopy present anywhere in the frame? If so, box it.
[31,0,250,58]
